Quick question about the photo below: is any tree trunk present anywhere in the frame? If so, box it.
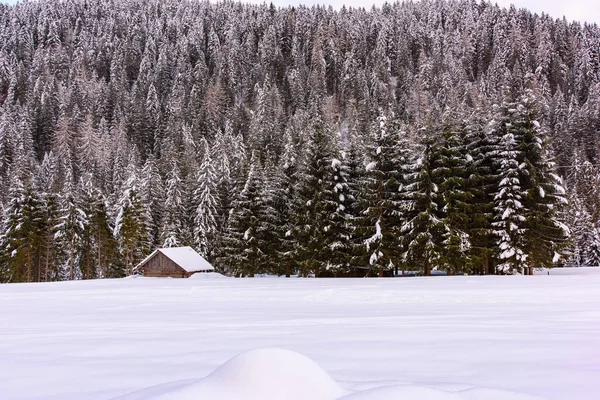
[37,251,41,282]
[484,255,489,275]
[97,232,102,279]
[69,256,74,280]
[27,248,32,282]
[44,242,50,282]
[426,265,431,276]
[379,267,384,277]
[285,264,290,278]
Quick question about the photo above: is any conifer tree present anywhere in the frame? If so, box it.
[491,116,528,274]
[517,91,569,273]
[159,162,185,248]
[321,148,352,276]
[273,127,299,277]
[434,119,472,274]
[0,177,43,282]
[55,175,86,281]
[193,138,219,260]
[356,113,406,276]
[463,109,500,274]
[221,152,266,277]
[294,116,334,277]
[402,136,444,276]
[114,164,151,275]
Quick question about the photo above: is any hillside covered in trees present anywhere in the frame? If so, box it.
[0,0,599,282]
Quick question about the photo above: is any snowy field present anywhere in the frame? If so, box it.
[1,269,599,400]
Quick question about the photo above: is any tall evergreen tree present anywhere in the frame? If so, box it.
[193,138,219,260]
[221,152,266,277]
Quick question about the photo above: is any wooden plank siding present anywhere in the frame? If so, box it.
[141,252,192,278]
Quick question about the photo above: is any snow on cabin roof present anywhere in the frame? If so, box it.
[137,246,215,273]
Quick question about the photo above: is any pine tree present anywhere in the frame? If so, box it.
[114,163,151,275]
[159,162,185,248]
[434,118,472,275]
[273,127,299,277]
[193,138,219,260]
[402,135,444,276]
[221,152,266,277]
[517,91,569,273]
[294,116,334,277]
[0,177,43,282]
[55,175,86,281]
[463,108,500,274]
[491,114,528,274]
[356,113,407,277]
[139,154,164,247]
[321,147,352,276]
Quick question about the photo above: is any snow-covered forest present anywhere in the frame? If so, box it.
[0,0,598,282]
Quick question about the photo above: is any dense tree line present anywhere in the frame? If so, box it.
[0,0,597,282]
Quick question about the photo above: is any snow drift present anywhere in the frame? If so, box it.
[116,348,547,400]
[115,348,346,400]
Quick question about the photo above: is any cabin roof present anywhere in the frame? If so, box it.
[136,246,215,273]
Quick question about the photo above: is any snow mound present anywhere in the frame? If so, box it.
[535,267,600,276]
[188,271,229,279]
[338,384,547,400]
[115,348,346,400]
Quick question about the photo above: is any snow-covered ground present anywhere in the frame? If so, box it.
[1,268,599,400]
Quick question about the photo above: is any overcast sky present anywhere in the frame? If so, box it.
[1,0,599,25]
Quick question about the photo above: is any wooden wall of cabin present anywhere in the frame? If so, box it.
[142,252,187,278]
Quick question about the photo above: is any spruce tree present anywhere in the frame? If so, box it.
[55,175,86,281]
[114,164,152,275]
[321,149,352,276]
[491,114,528,274]
[402,135,444,276]
[159,162,185,248]
[221,152,266,277]
[517,91,569,273]
[193,138,220,260]
[293,116,334,277]
[434,118,473,275]
[357,113,409,276]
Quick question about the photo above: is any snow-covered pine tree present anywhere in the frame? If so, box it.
[159,162,185,248]
[114,162,152,275]
[490,106,528,274]
[221,151,266,277]
[36,152,61,282]
[293,116,334,277]
[55,173,86,281]
[259,160,286,275]
[401,134,444,276]
[321,140,352,276]
[272,127,299,277]
[433,118,472,275]
[517,90,569,273]
[341,125,366,273]
[463,107,500,274]
[193,138,219,260]
[356,113,407,277]
[139,154,164,247]
[0,176,44,282]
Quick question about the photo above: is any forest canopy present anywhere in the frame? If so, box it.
[0,0,598,282]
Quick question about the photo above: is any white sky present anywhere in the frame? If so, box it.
[1,0,599,25]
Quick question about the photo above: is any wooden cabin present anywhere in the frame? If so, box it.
[136,246,214,278]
